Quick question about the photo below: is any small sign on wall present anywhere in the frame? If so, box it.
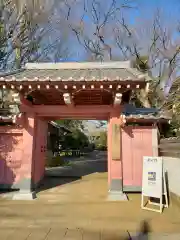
[141,156,168,213]
[111,123,121,160]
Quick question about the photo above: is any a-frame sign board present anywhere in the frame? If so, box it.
[141,156,168,213]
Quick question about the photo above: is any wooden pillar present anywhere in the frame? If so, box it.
[152,127,159,156]
[33,117,48,188]
[13,112,37,200]
[107,107,127,200]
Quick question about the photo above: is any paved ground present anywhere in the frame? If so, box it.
[0,152,180,239]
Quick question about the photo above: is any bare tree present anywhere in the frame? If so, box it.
[112,8,180,108]
[0,0,72,117]
[0,0,71,70]
[65,0,155,107]
[67,0,134,61]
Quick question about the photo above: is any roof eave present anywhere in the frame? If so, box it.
[25,61,132,70]
[126,117,170,123]
[0,68,25,77]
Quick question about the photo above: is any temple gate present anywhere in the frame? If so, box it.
[0,61,166,200]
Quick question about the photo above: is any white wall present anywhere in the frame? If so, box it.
[163,157,180,197]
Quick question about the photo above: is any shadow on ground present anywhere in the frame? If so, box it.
[37,176,81,193]
[37,151,107,193]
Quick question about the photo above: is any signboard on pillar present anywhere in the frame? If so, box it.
[112,123,121,160]
[141,156,168,213]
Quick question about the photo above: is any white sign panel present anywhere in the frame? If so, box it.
[142,156,163,198]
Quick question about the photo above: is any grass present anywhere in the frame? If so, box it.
[59,150,88,157]
[46,149,93,168]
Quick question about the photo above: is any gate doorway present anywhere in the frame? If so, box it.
[36,118,108,198]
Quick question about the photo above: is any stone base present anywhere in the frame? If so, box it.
[12,190,37,200]
[107,191,128,201]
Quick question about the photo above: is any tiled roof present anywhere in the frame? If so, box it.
[0,62,150,82]
[123,104,171,121]
[0,112,21,124]
[125,114,170,121]
[0,115,13,123]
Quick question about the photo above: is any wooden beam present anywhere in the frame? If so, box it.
[19,94,33,107]
[30,90,50,105]
[32,105,113,117]
[47,115,109,121]
[44,115,108,120]
[19,94,35,113]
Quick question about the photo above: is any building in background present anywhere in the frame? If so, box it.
[82,120,107,143]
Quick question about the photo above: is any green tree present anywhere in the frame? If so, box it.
[62,129,89,150]
[55,120,84,131]
[133,56,149,73]
[94,131,107,150]
[0,10,7,65]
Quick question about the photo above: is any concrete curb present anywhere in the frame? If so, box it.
[170,192,180,207]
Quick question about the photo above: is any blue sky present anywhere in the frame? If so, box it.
[50,0,180,124]
[136,0,180,14]
[125,0,180,25]
[138,0,179,9]
[66,0,180,61]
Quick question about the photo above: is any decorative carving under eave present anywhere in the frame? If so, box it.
[114,93,122,105]
[63,93,73,105]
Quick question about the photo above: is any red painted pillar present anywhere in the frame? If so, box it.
[33,118,48,187]
[13,112,37,200]
[107,107,127,200]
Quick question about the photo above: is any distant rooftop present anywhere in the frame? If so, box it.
[49,121,71,133]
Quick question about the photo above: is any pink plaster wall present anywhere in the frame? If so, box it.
[0,115,48,188]
[108,123,155,189]
[0,127,23,185]
[122,126,153,187]
[0,113,37,187]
